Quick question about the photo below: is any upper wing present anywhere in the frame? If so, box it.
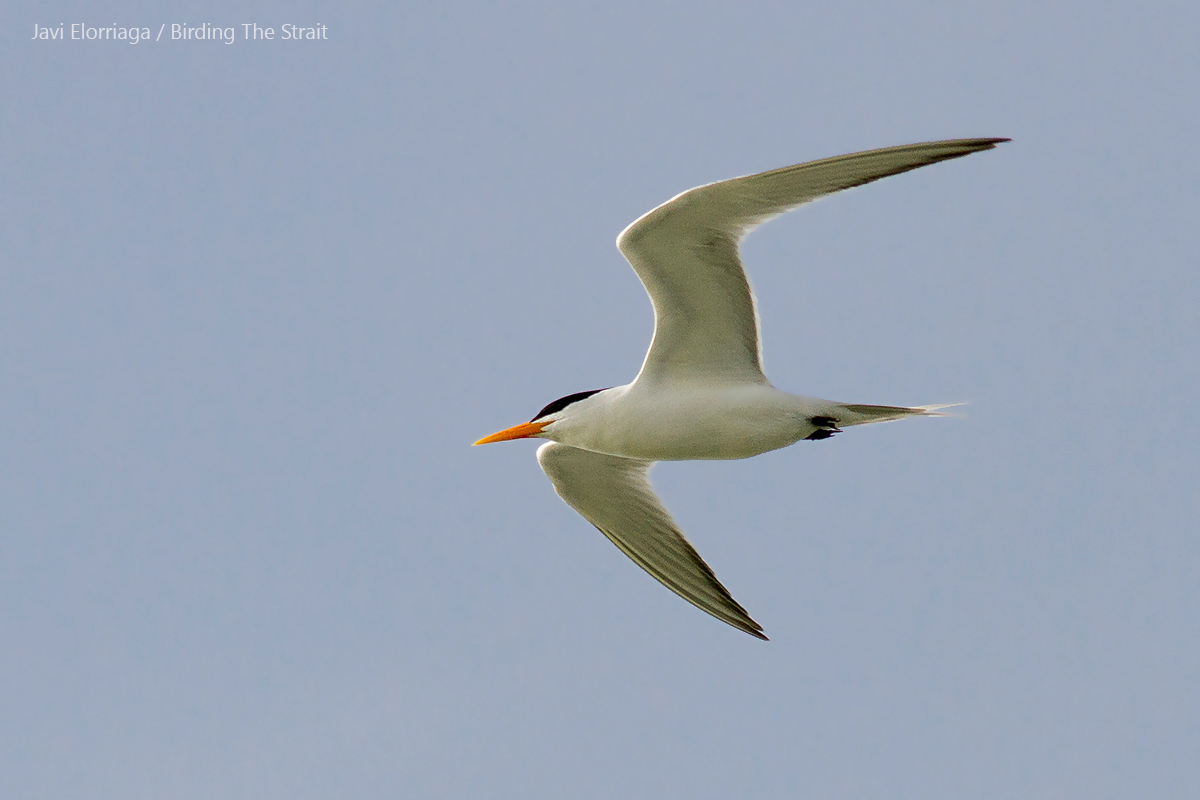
[536,442,766,640]
[617,138,1009,387]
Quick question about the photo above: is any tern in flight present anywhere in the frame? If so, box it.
[476,138,1008,639]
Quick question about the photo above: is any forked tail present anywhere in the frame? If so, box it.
[834,402,965,428]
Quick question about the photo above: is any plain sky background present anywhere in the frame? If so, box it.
[3,2,1198,798]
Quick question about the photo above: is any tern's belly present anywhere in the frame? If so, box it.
[574,386,809,461]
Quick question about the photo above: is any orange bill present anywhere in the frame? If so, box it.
[473,419,551,445]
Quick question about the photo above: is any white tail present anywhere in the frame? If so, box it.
[914,402,967,416]
[834,402,966,427]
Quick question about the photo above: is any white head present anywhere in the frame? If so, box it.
[473,388,609,445]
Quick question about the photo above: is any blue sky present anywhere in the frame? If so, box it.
[3,2,1198,798]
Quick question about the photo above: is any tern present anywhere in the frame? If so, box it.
[475,138,1008,639]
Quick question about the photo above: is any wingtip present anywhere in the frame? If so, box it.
[950,137,1010,156]
[738,618,769,641]
[941,137,1010,154]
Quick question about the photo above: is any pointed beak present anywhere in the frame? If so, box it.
[473,419,551,445]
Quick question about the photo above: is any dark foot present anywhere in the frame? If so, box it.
[805,416,841,441]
